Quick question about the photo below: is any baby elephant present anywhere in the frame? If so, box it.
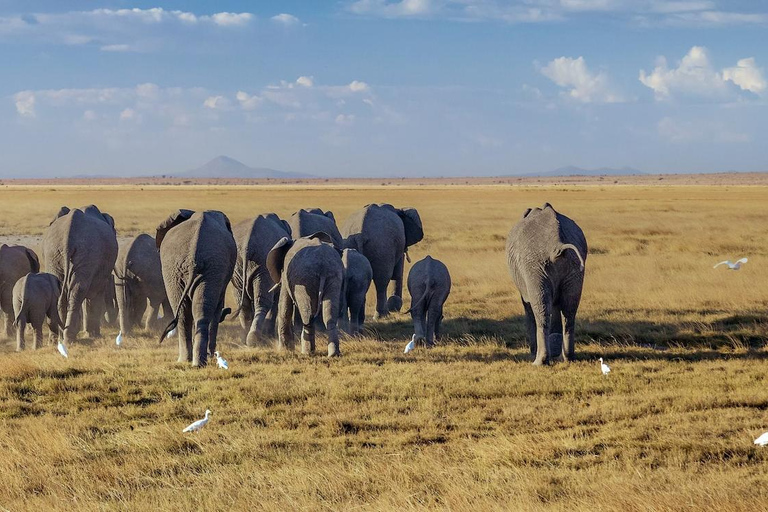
[267,232,344,357]
[407,256,451,348]
[13,273,63,351]
[340,249,373,335]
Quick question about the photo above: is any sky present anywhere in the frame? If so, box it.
[1,0,767,178]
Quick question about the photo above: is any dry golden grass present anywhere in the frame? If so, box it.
[0,183,767,511]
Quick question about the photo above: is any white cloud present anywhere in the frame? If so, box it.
[349,80,370,92]
[640,46,765,100]
[83,110,97,121]
[540,56,624,103]
[346,0,767,25]
[119,108,137,121]
[0,8,255,50]
[100,44,132,52]
[349,0,433,18]
[203,96,228,109]
[335,114,356,125]
[136,83,160,100]
[296,76,314,88]
[722,58,766,95]
[271,13,302,26]
[208,12,253,27]
[236,91,262,110]
[14,91,36,117]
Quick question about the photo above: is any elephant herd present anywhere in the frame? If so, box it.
[0,201,588,367]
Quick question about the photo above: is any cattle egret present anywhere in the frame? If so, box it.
[182,410,211,433]
[116,331,123,347]
[599,357,610,375]
[714,258,748,270]
[215,351,229,370]
[754,432,768,446]
[57,341,69,359]
[404,335,416,354]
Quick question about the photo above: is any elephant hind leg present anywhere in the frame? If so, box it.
[426,301,444,348]
[177,299,193,363]
[387,254,404,313]
[1,287,14,338]
[531,302,551,366]
[276,285,295,351]
[16,317,26,351]
[322,294,340,357]
[522,299,536,356]
[63,285,86,344]
[560,303,578,362]
[372,275,389,320]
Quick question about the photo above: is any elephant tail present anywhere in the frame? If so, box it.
[159,273,203,344]
[314,275,327,319]
[557,243,586,271]
[230,257,252,320]
[57,249,77,320]
[405,274,433,315]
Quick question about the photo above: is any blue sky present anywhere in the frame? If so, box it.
[1,0,767,177]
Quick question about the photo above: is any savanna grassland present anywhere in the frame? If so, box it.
[1,183,768,511]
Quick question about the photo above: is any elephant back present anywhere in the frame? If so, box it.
[289,209,343,249]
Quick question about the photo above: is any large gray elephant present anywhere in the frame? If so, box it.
[43,205,118,343]
[340,248,372,335]
[288,208,344,249]
[267,232,344,357]
[407,255,451,348]
[156,209,237,367]
[13,272,62,351]
[0,244,40,338]
[114,234,171,335]
[231,213,291,346]
[341,204,423,319]
[506,203,587,365]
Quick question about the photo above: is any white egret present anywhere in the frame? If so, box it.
[754,432,768,446]
[599,357,610,375]
[182,410,211,433]
[215,351,229,370]
[713,258,748,270]
[116,331,123,347]
[57,341,69,359]
[404,335,416,354]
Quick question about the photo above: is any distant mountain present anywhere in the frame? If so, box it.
[521,166,645,177]
[173,156,314,179]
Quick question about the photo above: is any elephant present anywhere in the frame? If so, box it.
[340,248,372,335]
[266,232,344,357]
[231,214,291,346]
[506,203,587,365]
[43,205,118,343]
[288,208,344,249]
[156,209,237,367]
[406,256,451,348]
[340,204,423,319]
[114,234,171,335]
[12,272,63,351]
[0,244,40,338]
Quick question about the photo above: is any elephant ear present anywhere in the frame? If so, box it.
[266,237,294,284]
[344,233,365,252]
[323,210,336,222]
[156,209,194,249]
[522,208,533,218]
[217,211,233,234]
[398,208,423,247]
[101,212,116,231]
[50,206,70,226]
[281,219,292,237]
[308,231,335,245]
[25,248,40,273]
